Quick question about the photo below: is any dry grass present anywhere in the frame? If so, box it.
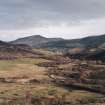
[0,57,104,104]
[33,48,55,56]
[0,58,50,69]
[0,64,47,78]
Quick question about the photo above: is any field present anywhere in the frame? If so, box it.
[0,55,104,105]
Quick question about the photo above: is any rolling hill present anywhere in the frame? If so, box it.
[8,34,105,61]
[11,34,105,50]
[41,34,105,49]
[0,40,44,59]
[11,35,63,48]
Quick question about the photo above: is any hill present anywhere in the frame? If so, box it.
[0,41,44,59]
[1,35,105,104]
[11,34,105,50]
[9,34,105,61]
[11,35,64,48]
[41,34,105,49]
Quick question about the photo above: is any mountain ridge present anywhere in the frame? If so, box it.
[11,34,105,49]
[0,34,105,60]
[11,35,64,48]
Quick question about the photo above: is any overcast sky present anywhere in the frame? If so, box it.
[0,0,105,41]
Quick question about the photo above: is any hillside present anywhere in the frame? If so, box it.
[11,35,63,48]
[0,41,44,59]
[6,33,105,60]
[41,34,105,49]
[1,35,105,104]
[10,34,105,61]
[11,34,105,50]
[0,48,105,105]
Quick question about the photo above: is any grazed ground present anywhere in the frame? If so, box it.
[0,58,105,105]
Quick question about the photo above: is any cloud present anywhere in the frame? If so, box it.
[0,0,105,29]
[0,0,105,40]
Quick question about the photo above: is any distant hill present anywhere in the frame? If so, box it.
[0,41,32,51]
[0,41,43,59]
[11,35,64,48]
[10,34,105,61]
[2,34,105,61]
[41,34,105,49]
[66,48,105,61]
[11,34,105,50]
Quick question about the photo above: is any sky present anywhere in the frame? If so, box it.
[0,0,105,41]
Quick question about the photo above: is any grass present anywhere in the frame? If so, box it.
[0,57,105,104]
[0,84,65,101]
[0,83,100,102]
[0,58,51,70]
[33,48,55,56]
[0,57,50,104]
[0,61,16,70]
